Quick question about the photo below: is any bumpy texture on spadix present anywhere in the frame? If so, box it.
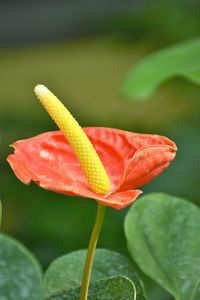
[7,127,177,209]
[34,85,110,195]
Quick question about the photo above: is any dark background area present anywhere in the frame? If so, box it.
[1,1,200,299]
[0,0,137,46]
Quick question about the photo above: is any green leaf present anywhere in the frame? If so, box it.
[47,276,136,300]
[0,233,44,299]
[122,38,200,99]
[44,248,147,299]
[125,193,200,300]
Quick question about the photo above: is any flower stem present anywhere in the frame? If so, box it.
[80,202,106,300]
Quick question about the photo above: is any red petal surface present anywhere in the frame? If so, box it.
[7,127,176,209]
[7,129,127,197]
[85,128,177,192]
[93,189,143,209]
[119,145,176,191]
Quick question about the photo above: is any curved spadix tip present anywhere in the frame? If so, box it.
[34,84,49,97]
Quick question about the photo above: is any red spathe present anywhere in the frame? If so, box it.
[7,127,177,209]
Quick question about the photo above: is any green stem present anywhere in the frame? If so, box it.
[80,202,106,300]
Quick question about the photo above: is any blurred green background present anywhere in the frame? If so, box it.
[1,1,200,299]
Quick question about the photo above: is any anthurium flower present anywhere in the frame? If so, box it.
[7,127,176,209]
[7,85,176,209]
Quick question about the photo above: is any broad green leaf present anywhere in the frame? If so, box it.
[122,38,200,99]
[0,233,43,299]
[47,276,136,300]
[125,193,200,300]
[44,248,147,299]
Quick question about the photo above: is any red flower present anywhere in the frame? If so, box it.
[7,127,176,209]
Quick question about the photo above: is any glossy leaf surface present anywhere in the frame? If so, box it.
[125,193,200,300]
[47,276,136,300]
[44,248,147,299]
[0,233,43,299]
